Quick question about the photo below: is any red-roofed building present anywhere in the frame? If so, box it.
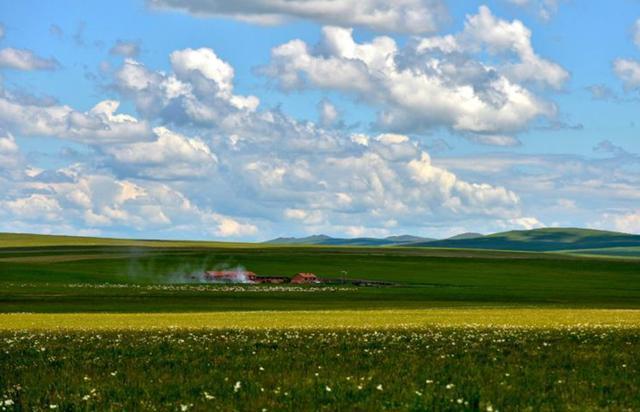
[291,272,318,284]
[204,270,257,283]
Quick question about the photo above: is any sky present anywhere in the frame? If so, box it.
[0,0,639,241]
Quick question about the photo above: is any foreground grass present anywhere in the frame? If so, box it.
[2,308,640,330]
[1,327,639,411]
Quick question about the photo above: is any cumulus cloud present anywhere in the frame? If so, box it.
[231,129,525,233]
[102,126,217,179]
[262,7,565,140]
[109,40,141,57]
[212,215,258,237]
[437,141,640,231]
[0,92,153,143]
[0,132,24,175]
[147,0,447,34]
[318,99,339,127]
[613,19,640,89]
[451,6,569,89]
[0,165,257,238]
[614,58,640,89]
[114,48,259,126]
[0,47,60,71]
[1,44,542,239]
[609,211,640,234]
[1,194,63,223]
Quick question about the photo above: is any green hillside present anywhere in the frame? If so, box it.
[265,234,434,246]
[0,232,256,249]
[409,228,640,252]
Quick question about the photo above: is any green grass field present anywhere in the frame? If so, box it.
[2,327,639,411]
[2,233,640,410]
[1,237,639,312]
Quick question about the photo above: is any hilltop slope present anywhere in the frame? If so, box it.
[265,234,435,246]
[408,228,640,252]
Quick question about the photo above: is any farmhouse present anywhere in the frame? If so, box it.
[205,270,257,283]
[291,272,319,284]
[253,276,289,284]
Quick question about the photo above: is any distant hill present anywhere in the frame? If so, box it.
[265,234,435,246]
[446,232,484,240]
[407,228,640,252]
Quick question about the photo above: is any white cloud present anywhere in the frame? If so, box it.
[437,143,640,232]
[467,134,521,147]
[505,216,544,230]
[0,44,546,239]
[284,208,324,225]
[0,132,25,179]
[114,49,259,126]
[0,132,20,166]
[614,58,640,89]
[1,194,63,222]
[594,211,640,234]
[109,40,141,58]
[234,131,524,232]
[0,94,152,143]
[613,19,640,89]
[456,6,569,89]
[211,215,258,237]
[1,166,258,238]
[0,48,60,71]
[504,0,562,21]
[103,126,217,179]
[263,8,565,139]
[318,99,339,127]
[147,0,447,34]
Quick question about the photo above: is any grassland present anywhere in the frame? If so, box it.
[1,241,639,312]
[2,233,640,410]
[2,308,640,330]
[2,327,639,411]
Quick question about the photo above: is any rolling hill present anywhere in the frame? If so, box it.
[408,228,640,252]
[264,234,435,246]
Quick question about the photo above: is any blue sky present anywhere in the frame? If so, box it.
[0,0,639,240]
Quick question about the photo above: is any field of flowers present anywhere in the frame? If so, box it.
[2,308,640,331]
[1,327,639,411]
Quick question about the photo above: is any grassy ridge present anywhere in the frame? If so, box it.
[410,228,640,251]
[0,232,255,249]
